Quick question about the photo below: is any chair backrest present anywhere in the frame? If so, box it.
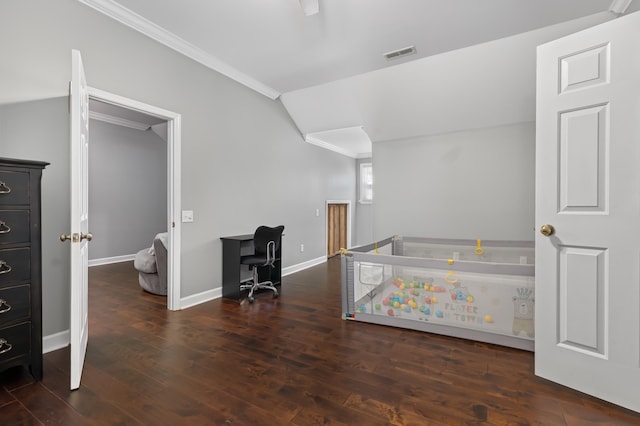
[253,225,285,256]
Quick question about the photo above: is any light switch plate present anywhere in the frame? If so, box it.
[182,210,194,223]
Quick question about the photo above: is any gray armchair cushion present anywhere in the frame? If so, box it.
[133,234,168,296]
[134,248,157,274]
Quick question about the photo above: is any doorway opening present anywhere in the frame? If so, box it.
[87,87,182,310]
[326,200,351,257]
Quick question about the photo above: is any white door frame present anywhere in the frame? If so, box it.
[325,200,352,256]
[88,87,182,311]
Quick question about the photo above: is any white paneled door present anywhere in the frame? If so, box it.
[69,49,90,390]
[535,12,640,413]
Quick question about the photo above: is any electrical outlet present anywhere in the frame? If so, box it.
[300,244,304,252]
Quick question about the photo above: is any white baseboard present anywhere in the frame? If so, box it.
[178,256,326,310]
[180,287,222,309]
[89,254,136,267]
[282,256,326,276]
[43,329,70,354]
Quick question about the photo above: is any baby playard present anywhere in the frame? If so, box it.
[341,236,535,351]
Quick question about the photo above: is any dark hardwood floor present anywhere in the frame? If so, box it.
[2,257,640,425]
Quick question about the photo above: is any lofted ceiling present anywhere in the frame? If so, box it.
[79,0,638,157]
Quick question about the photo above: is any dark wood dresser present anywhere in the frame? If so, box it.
[0,157,48,380]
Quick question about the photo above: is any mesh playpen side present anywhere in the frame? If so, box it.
[341,236,535,351]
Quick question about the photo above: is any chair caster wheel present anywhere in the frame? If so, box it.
[248,296,255,303]
[273,292,279,299]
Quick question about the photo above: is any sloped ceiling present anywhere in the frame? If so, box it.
[79,0,639,156]
[82,0,628,95]
[281,12,619,145]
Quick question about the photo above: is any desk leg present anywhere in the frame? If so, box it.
[222,240,241,299]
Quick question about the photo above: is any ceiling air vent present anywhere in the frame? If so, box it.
[383,45,417,61]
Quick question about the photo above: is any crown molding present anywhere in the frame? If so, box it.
[77,0,281,100]
[305,134,357,158]
[89,110,150,131]
[609,0,633,14]
[304,134,371,159]
[304,126,373,159]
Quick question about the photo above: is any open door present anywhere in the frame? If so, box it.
[535,12,640,413]
[67,49,91,390]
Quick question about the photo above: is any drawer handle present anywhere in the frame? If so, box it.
[0,181,10,194]
[0,338,12,354]
[0,299,11,314]
[0,260,11,275]
[0,221,10,234]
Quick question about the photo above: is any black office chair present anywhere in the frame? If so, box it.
[240,225,285,303]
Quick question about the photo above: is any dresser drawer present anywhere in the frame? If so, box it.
[0,321,30,364]
[0,210,30,245]
[0,248,30,287]
[0,170,29,206]
[0,285,30,326]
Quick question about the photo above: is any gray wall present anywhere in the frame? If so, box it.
[373,122,535,241]
[0,98,71,336]
[88,119,167,260]
[0,0,355,337]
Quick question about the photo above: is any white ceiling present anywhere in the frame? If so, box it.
[83,0,629,95]
[80,0,638,157]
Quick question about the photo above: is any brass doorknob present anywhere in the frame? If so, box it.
[540,224,555,237]
[59,233,92,242]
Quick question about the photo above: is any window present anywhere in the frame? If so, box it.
[359,162,373,204]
